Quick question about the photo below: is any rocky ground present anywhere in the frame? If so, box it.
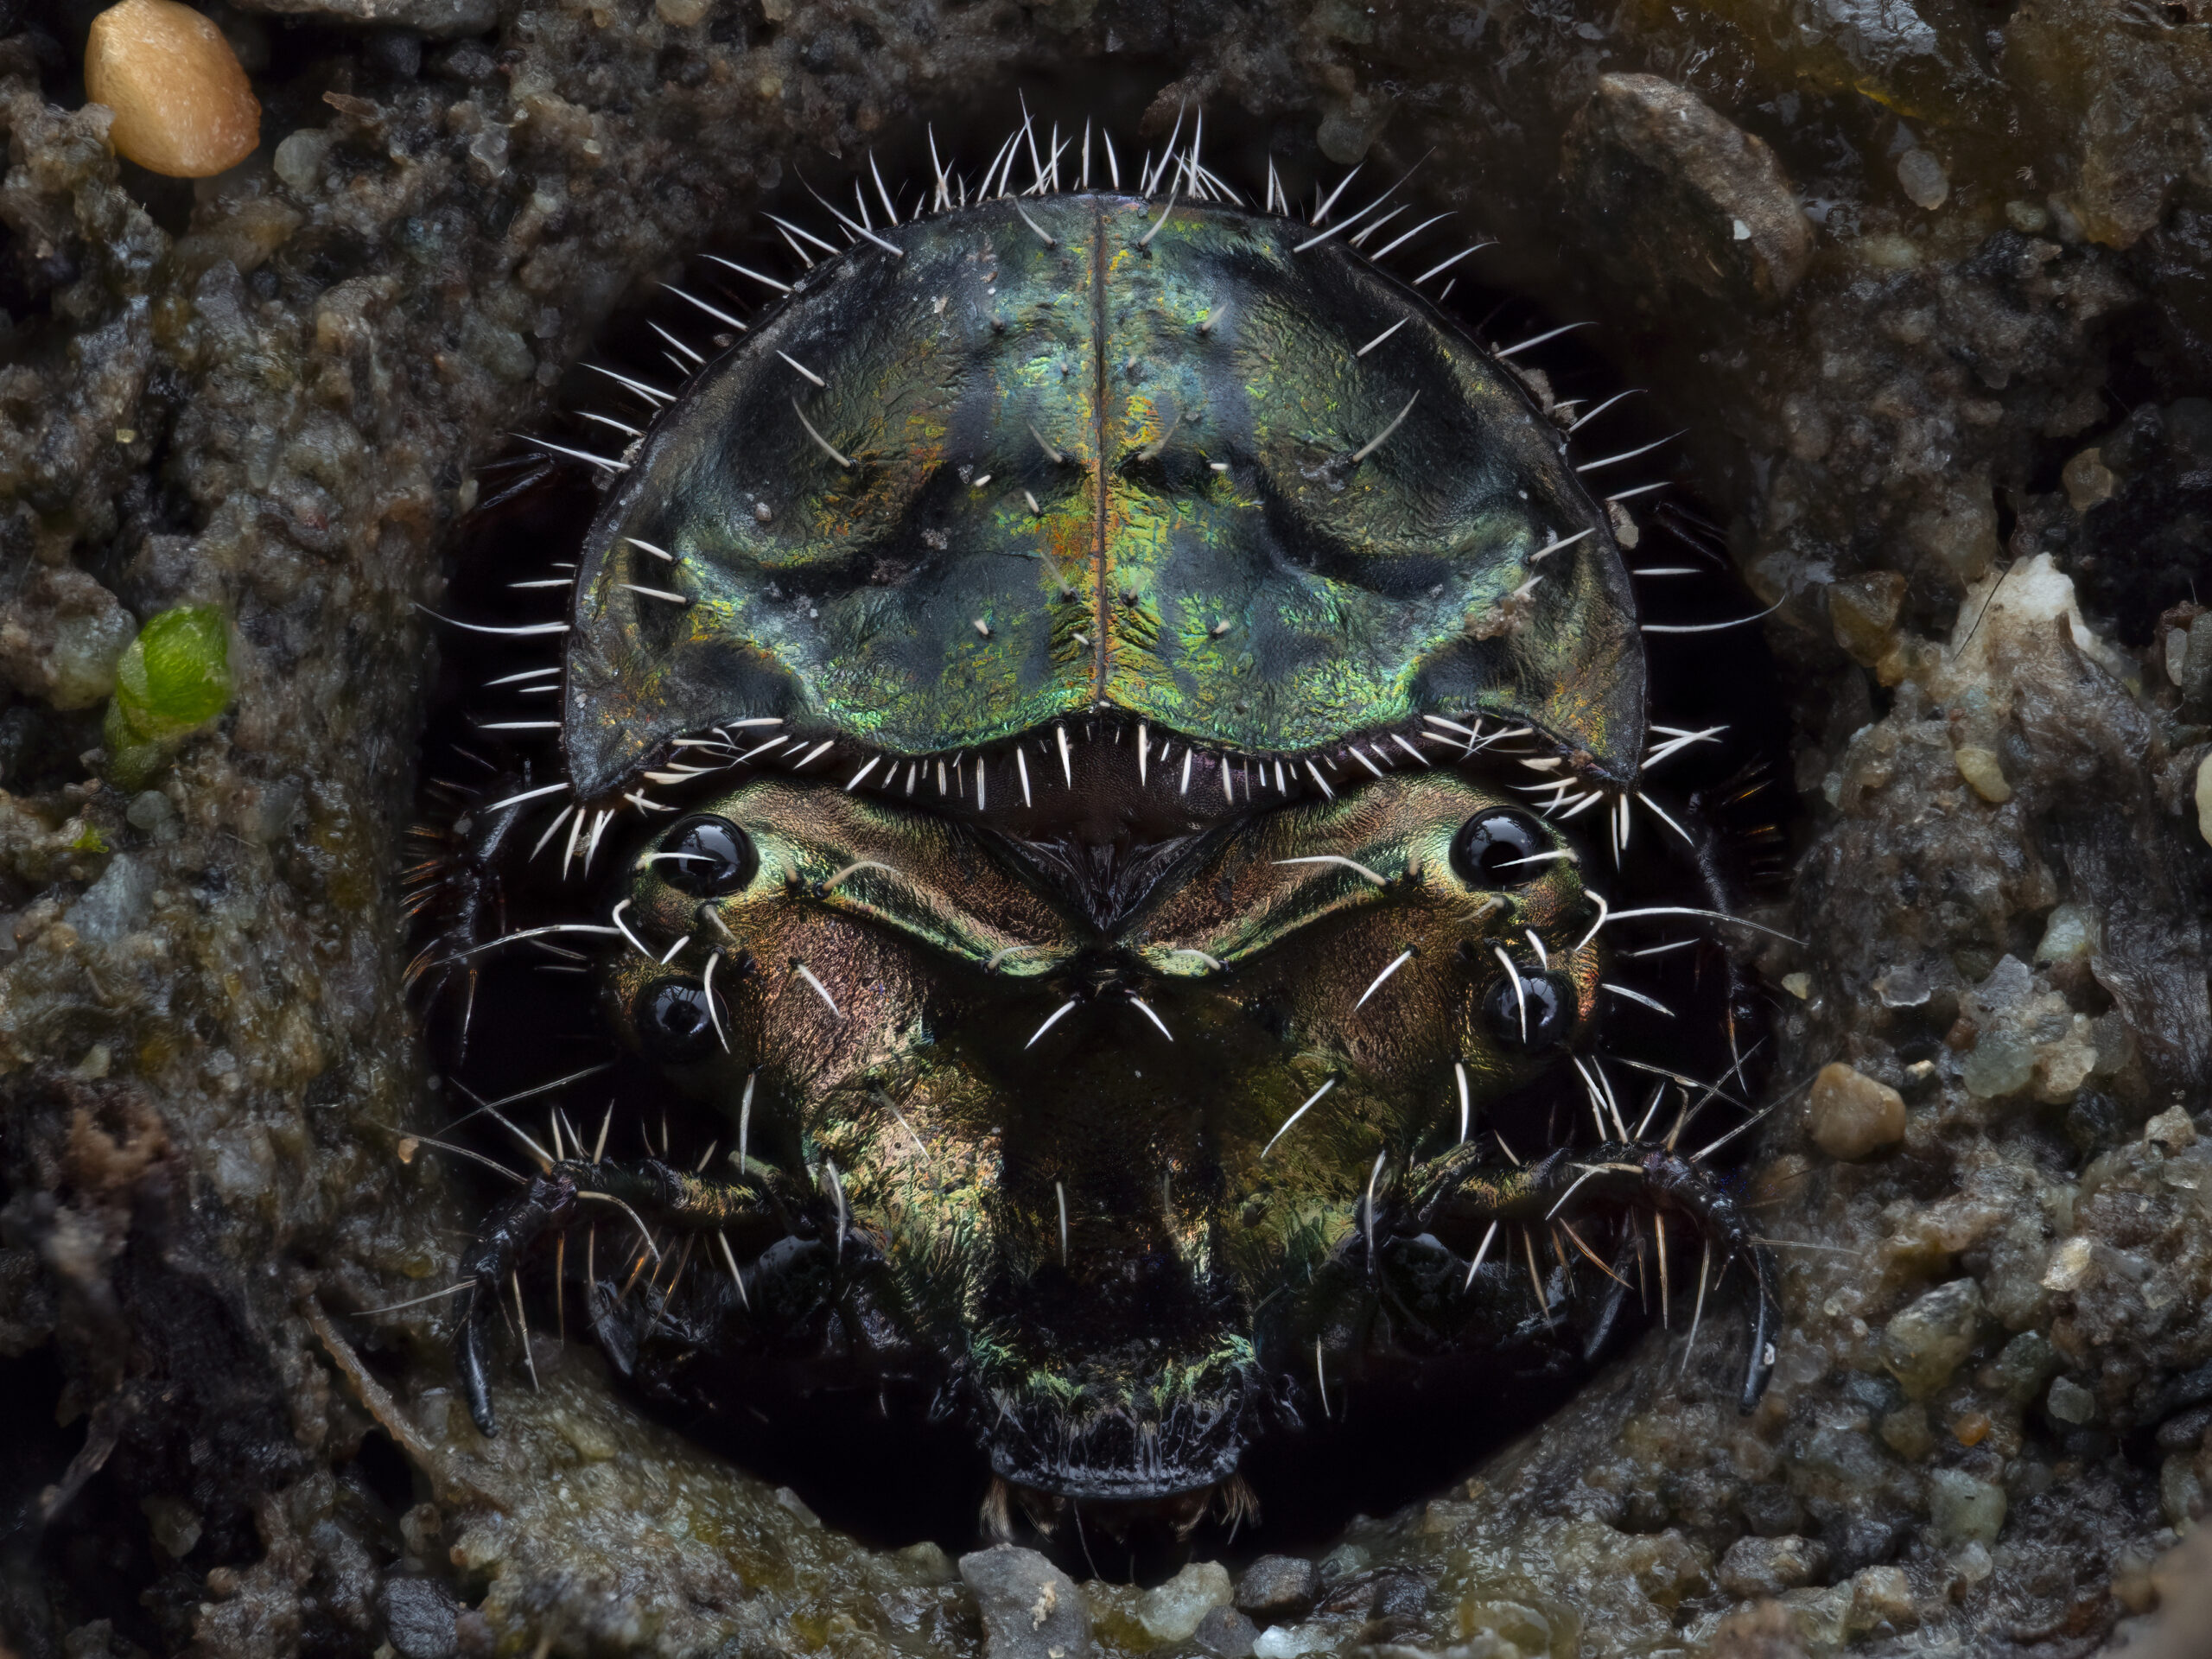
[2,0,2210,1654]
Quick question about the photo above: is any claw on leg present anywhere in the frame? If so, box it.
[453,1154,817,1434]
[1414,1138,1780,1409]
[457,1173,579,1433]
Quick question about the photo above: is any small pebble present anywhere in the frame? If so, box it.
[272,128,331,193]
[1234,1555,1315,1620]
[125,789,175,832]
[897,1541,957,1581]
[1896,147,1949,211]
[378,1578,461,1659]
[364,26,424,78]
[85,0,261,178]
[1826,570,1906,667]
[1315,1543,1368,1585]
[1880,1402,1934,1461]
[1251,1627,1330,1659]
[2047,1375,2096,1424]
[139,1494,201,1557]
[1990,1330,2060,1404]
[1928,1468,2006,1547]
[1136,1562,1232,1644]
[1194,1605,1257,1658]
[1961,1028,2034,1098]
[1719,1533,1827,1599]
[2159,1454,2206,1529]
[2042,1236,2094,1293]
[2062,446,2117,512]
[1781,1585,1853,1648]
[1882,1277,1986,1398]
[1847,1566,1918,1635]
[2195,752,2211,848]
[1808,1061,1905,1160]
[1953,746,2012,804]
[2033,903,2098,963]
[2145,1106,2198,1150]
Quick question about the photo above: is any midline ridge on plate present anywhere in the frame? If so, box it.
[428,107,1766,875]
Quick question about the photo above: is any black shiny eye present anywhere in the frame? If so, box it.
[637,977,719,1059]
[1451,810,1547,886]
[1483,971,1575,1050]
[653,815,756,897]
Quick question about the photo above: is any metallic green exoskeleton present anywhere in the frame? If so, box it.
[563,194,1642,793]
[445,177,1776,1529]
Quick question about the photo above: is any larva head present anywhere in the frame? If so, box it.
[560,194,1643,804]
[599,756,1602,1504]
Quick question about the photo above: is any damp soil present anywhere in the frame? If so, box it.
[3,0,2211,1655]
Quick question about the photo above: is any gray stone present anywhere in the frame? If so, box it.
[0,567,135,712]
[69,855,150,947]
[378,1576,460,1659]
[1194,1605,1259,1657]
[1235,1554,1316,1620]
[959,1546,1094,1659]
[1370,1572,1429,1619]
[124,790,175,833]
[1990,1331,2061,1404]
[2047,1375,2098,1424]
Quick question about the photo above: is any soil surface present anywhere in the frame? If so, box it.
[3,0,2210,1654]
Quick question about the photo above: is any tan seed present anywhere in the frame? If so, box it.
[86,0,260,179]
[1808,1060,1905,1160]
